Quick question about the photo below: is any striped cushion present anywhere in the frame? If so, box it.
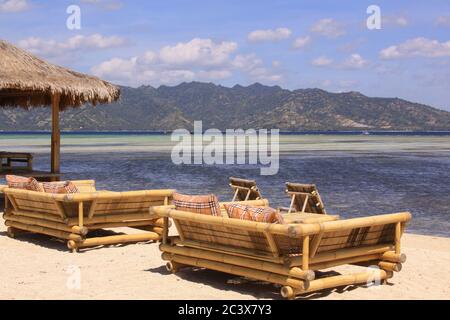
[6,175,43,192]
[224,204,285,224]
[173,192,222,216]
[42,181,79,194]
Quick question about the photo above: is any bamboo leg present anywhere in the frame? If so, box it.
[301,195,309,213]
[232,188,239,202]
[244,189,251,201]
[162,217,169,244]
[395,222,401,254]
[165,261,187,273]
[288,194,296,214]
[78,202,84,228]
[302,236,310,271]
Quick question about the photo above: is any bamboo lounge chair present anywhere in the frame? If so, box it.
[2,180,175,252]
[283,182,327,214]
[229,177,262,201]
[153,199,411,299]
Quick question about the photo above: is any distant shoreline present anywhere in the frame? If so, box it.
[1,130,450,136]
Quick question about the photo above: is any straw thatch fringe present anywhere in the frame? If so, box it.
[0,40,120,109]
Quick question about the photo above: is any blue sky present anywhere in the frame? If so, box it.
[1,0,449,110]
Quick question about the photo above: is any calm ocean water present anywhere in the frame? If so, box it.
[1,133,450,237]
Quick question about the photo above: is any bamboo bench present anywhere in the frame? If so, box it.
[2,180,175,252]
[153,199,411,299]
[0,152,33,172]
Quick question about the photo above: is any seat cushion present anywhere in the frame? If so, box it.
[173,192,222,216]
[42,181,79,194]
[5,175,43,192]
[224,203,285,224]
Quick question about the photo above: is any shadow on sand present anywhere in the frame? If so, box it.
[146,266,383,300]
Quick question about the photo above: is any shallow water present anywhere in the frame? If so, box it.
[1,133,449,237]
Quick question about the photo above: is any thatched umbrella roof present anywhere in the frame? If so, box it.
[0,39,120,109]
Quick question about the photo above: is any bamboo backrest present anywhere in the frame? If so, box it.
[285,182,326,214]
[155,205,411,259]
[4,186,175,220]
[229,177,262,201]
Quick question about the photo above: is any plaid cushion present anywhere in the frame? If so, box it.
[6,175,43,192]
[173,192,222,216]
[42,181,79,194]
[224,204,285,224]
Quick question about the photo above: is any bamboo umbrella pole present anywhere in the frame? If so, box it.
[51,93,60,174]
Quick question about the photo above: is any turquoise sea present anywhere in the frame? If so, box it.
[1,132,450,237]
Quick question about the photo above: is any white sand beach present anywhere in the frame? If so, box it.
[0,223,448,300]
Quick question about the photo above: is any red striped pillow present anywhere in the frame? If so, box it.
[224,203,285,224]
[42,181,79,194]
[6,175,43,192]
[173,193,222,216]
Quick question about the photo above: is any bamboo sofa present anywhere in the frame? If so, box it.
[153,199,411,299]
[229,177,262,201]
[2,180,175,252]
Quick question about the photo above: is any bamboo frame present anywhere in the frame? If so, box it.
[156,202,411,298]
[2,186,175,251]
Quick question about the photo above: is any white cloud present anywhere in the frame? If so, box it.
[0,0,28,12]
[272,60,281,67]
[310,18,345,38]
[311,56,333,67]
[292,35,311,49]
[159,38,238,67]
[18,34,128,57]
[231,53,283,82]
[92,39,282,86]
[247,27,292,42]
[383,15,409,27]
[341,53,368,69]
[435,16,450,27]
[380,37,450,59]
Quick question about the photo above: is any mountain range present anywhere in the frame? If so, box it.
[1,82,449,131]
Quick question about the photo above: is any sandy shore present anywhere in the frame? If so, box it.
[0,223,449,300]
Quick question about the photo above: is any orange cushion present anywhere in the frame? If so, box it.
[6,175,43,192]
[173,192,222,216]
[42,181,79,194]
[224,203,285,224]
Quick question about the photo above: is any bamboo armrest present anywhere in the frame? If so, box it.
[60,189,175,202]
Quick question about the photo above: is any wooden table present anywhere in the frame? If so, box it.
[0,152,33,172]
[283,212,339,224]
